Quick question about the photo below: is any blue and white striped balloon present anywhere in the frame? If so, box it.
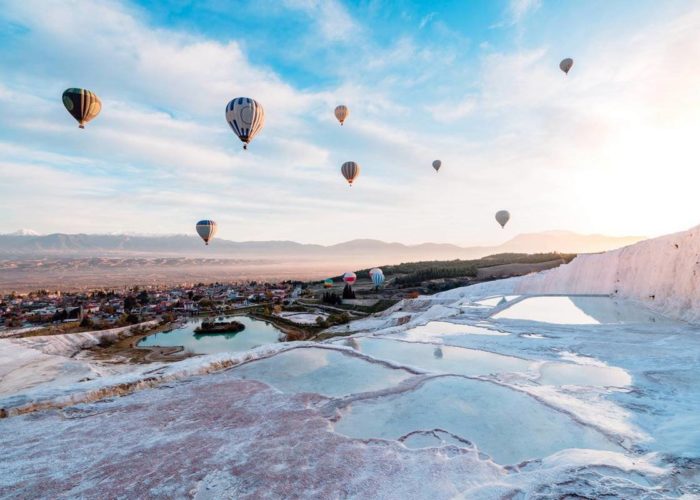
[225,97,265,150]
[371,271,385,288]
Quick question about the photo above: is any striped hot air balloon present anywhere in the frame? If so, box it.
[225,97,265,150]
[369,268,382,278]
[343,272,357,285]
[334,105,349,126]
[371,271,385,288]
[196,220,218,245]
[62,88,101,129]
[341,161,360,186]
[323,278,334,288]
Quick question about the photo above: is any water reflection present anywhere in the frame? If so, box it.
[492,296,674,325]
[138,316,282,354]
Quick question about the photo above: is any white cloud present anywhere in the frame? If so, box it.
[428,97,477,123]
[508,0,542,24]
[419,12,436,30]
[281,0,359,42]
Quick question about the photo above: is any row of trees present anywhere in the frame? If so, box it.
[385,252,576,288]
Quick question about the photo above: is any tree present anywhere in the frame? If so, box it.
[52,309,68,323]
[322,292,341,305]
[124,296,137,313]
[137,290,150,305]
[342,284,355,300]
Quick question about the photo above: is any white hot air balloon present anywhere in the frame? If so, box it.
[334,105,349,126]
[559,58,574,75]
[495,210,510,229]
[343,272,357,285]
[225,97,265,149]
[369,267,382,278]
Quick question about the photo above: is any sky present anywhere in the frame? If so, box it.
[0,0,699,245]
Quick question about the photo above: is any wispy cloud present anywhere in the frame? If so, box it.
[419,12,436,30]
[281,0,359,42]
[508,0,542,24]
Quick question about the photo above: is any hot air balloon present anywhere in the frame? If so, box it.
[345,337,360,350]
[62,88,101,129]
[432,160,441,172]
[369,268,382,278]
[495,210,510,229]
[225,97,265,149]
[343,272,357,285]
[433,347,443,359]
[196,220,218,245]
[323,278,334,288]
[372,271,385,288]
[334,105,349,126]
[559,58,574,75]
[341,161,360,186]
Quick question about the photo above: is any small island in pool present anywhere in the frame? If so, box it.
[194,320,246,335]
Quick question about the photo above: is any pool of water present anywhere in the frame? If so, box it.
[137,316,282,354]
[345,338,631,387]
[492,296,671,325]
[230,347,414,397]
[402,321,509,340]
[350,338,534,377]
[333,376,620,464]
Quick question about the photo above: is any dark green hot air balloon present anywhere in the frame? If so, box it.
[62,88,101,128]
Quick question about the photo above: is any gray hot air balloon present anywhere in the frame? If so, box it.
[495,210,510,229]
[341,161,360,186]
[559,58,574,75]
[432,160,441,172]
[196,220,218,245]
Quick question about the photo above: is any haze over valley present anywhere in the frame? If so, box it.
[0,230,644,291]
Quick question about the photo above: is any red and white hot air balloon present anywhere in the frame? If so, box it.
[343,272,357,285]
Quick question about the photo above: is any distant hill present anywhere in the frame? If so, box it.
[0,231,645,264]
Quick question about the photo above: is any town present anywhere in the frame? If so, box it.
[0,252,574,337]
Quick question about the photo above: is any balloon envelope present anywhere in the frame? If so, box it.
[196,220,218,245]
[334,105,349,126]
[341,161,360,186]
[432,160,441,172]
[371,272,385,288]
[323,278,334,288]
[495,210,510,228]
[225,97,265,149]
[559,58,574,74]
[343,272,357,285]
[369,267,383,277]
[62,88,101,128]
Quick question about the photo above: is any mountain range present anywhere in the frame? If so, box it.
[0,231,646,264]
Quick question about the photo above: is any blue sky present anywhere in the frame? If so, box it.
[1,0,699,244]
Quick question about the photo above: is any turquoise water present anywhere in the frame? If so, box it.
[333,376,621,464]
[231,347,414,397]
[137,316,282,354]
